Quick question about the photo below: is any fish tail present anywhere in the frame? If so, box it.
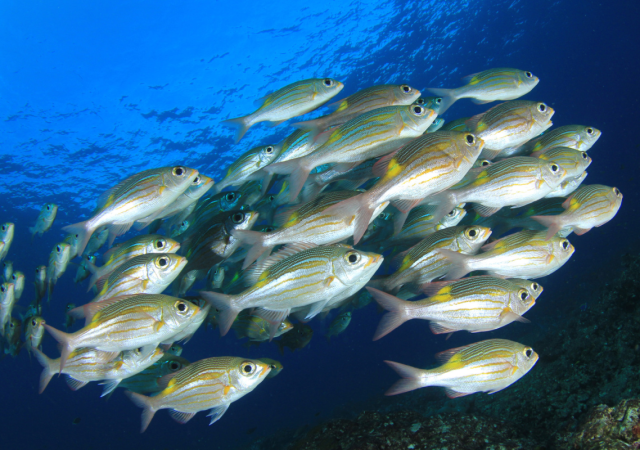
[221,115,252,143]
[231,229,273,270]
[392,210,410,236]
[62,221,93,257]
[530,215,562,241]
[199,291,242,336]
[43,324,75,372]
[425,87,458,114]
[125,391,157,433]
[86,262,103,291]
[366,287,413,340]
[265,159,312,203]
[33,348,57,394]
[435,249,473,280]
[366,276,389,291]
[384,360,433,395]
[427,192,457,224]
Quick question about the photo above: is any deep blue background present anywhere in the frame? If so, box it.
[1,1,639,449]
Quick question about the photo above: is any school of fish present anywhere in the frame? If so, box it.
[0,69,622,429]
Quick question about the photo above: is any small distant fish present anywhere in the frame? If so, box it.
[63,166,199,256]
[293,84,420,134]
[84,226,109,255]
[46,242,72,301]
[257,358,283,379]
[75,255,96,284]
[125,357,271,432]
[232,311,293,342]
[0,282,16,335]
[34,266,47,304]
[30,203,58,239]
[0,223,15,261]
[532,185,623,240]
[213,145,280,193]
[209,266,225,290]
[10,271,24,301]
[427,68,539,114]
[391,205,467,246]
[222,78,344,142]
[384,339,538,397]
[25,316,46,355]
[64,303,76,330]
[166,344,183,357]
[326,312,351,341]
[426,117,445,133]
[276,323,314,354]
[3,317,22,357]
[119,353,191,394]
[414,96,444,115]
[3,261,13,283]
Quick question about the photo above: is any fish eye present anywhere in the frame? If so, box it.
[323,78,334,87]
[525,348,533,358]
[193,176,201,184]
[241,361,256,375]
[518,289,529,301]
[56,245,62,253]
[66,304,73,310]
[0,286,4,293]
[46,205,50,210]
[268,195,275,201]
[401,84,412,93]
[1,226,5,231]
[465,134,475,145]
[175,301,188,313]
[435,97,442,104]
[172,166,186,177]
[613,187,621,197]
[264,226,275,232]
[156,239,165,249]
[550,164,559,173]
[415,98,425,105]
[269,364,277,370]
[170,362,180,370]
[9,322,14,328]
[525,71,533,78]
[581,152,588,159]
[265,146,274,154]
[561,240,570,250]
[465,227,479,239]
[346,251,360,264]
[225,192,236,201]
[11,274,15,281]
[232,213,244,224]
[157,257,169,267]
[32,319,37,326]
[412,105,425,115]
[447,209,456,217]
[537,103,547,113]
[480,160,490,166]
[586,127,594,135]
[531,282,539,291]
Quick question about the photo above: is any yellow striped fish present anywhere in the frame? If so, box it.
[232,190,388,269]
[324,131,483,244]
[222,78,343,142]
[91,254,187,302]
[368,226,491,294]
[201,244,383,337]
[428,156,567,219]
[293,84,421,133]
[385,339,538,397]
[532,184,623,240]
[427,68,539,113]
[466,101,554,157]
[531,146,591,179]
[519,124,601,155]
[88,234,180,290]
[214,145,280,193]
[368,277,542,339]
[34,346,164,396]
[438,229,575,279]
[63,166,199,256]
[125,356,271,432]
[44,294,199,369]
[266,104,437,202]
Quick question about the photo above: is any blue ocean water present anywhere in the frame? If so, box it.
[1,1,638,449]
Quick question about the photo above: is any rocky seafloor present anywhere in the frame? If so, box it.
[240,248,640,450]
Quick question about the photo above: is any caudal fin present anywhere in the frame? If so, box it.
[530,215,562,241]
[264,159,312,203]
[124,391,157,433]
[231,229,273,270]
[33,348,58,394]
[366,287,413,340]
[43,324,75,372]
[62,221,93,258]
[221,116,251,143]
[384,360,431,395]
[199,291,242,336]
[425,88,458,114]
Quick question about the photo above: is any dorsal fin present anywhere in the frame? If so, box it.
[69,295,136,325]
[434,343,474,363]
[421,280,456,297]
[94,275,109,293]
[465,112,485,132]
[273,205,301,228]
[461,72,481,84]
[244,242,317,286]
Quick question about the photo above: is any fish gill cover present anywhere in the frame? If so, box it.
[0,1,639,450]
